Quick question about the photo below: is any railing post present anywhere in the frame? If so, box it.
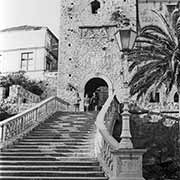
[55,98,57,111]
[45,102,48,116]
[119,100,133,149]
[21,117,24,131]
[0,125,4,144]
[2,125,6,143]
[110,149,146,180]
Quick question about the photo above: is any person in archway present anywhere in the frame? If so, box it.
[91,92,99,111]
[84,94,90,112]
[74,92,81,112]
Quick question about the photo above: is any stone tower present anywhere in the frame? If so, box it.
[58,0,136,110]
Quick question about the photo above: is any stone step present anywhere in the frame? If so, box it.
[0,152,92,157]
[2,148,90,152]
[0,160,100,166]
[0,165,101,171]
[0,171,105,177]
[16,142,92,146]
[24,136,90,139]
[20,139,89,142]
[31,129,93,132]
[29,133,94,137]
[0,156,97,161]
[9,145,91,149]
[28,133,94,136]
[1,176,108,180]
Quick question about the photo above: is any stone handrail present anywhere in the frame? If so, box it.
[95,92,146,180]
[0,96,70,149]
[95,92,119,176]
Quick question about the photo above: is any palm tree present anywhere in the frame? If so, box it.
[128,11,180,154]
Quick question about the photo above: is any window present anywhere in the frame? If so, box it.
[174,92,179,102]
[46,56,52,71]
[149,92,160,103]
[166,4,176,15]
[21,52,33,71]
[91,0,100,14]
[46,61,51,71]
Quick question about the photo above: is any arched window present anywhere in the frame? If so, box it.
[174,92,179,102]
[149,92,160,103]
[91,0,100,14]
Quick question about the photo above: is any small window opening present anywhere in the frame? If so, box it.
[149,92,160,103]
[174,92,179,102]
[23,99,27,103]
[4,87,9,98]
[91,0,100,14]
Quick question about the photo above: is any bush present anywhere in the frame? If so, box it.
[0,72,46,96]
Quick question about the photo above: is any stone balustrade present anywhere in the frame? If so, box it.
[95,92,146,180]
[0,96,70,149]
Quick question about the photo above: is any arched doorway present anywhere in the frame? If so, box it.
[84,77,108,110]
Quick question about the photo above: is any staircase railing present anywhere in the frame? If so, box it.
[95,92,119,177]
[0,96,70,149]
[95,92,146,179]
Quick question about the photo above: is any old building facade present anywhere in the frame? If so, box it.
[0,25,58,80]
[58,0,179,111]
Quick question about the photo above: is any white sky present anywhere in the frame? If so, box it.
[0,0,60,37]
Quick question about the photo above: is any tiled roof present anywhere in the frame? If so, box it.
[0,25,46,32]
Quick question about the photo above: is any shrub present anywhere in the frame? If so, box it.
[0,72,46,96]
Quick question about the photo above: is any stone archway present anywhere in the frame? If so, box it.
[79,73,113,111]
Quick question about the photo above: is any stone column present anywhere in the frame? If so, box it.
[79,91,84,112]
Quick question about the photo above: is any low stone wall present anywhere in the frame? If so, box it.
[10,85,40,103]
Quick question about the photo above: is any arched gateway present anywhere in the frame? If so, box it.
[79,74,113,111]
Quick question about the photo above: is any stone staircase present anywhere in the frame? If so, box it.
[0,111,108,180]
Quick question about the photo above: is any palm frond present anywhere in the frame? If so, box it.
[151,10,176,42]
[128,12,180,100]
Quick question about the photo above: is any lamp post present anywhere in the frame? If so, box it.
[114,27,137,149]
[110,27,146,180]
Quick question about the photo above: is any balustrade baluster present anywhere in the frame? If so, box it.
[0,96,70,149]
[0,125,4,143]
[2,124,6,142]
[45,102,48,115]
[21,116,24,131]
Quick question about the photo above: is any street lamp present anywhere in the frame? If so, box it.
[114,28,137,52]
[114,27,137,149]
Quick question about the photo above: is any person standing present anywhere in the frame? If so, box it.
[84,94,90,112]
[74,93,81,112]
[91,92,98,111]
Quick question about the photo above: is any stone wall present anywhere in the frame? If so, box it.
[58,0,180,111]
[44,72,58,97]
[58,0,136,105]
[10,85,40,103]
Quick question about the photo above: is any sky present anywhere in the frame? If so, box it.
[0,0,60,37]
